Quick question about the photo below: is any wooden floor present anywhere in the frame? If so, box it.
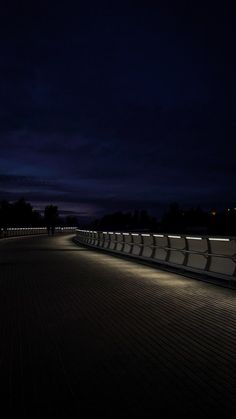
[0,234,236,418]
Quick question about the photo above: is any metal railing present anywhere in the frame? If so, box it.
[0,227,77,239]
[75,229,236,286]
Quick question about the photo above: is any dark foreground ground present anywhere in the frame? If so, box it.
[0,234,235,418]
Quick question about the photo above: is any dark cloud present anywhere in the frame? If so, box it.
[0,1,235,219]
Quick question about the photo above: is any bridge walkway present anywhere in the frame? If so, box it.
[0,234,235,418]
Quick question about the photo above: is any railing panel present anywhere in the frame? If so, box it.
[168,250,185,265]
[209,257,235,276]
[187,254,207,270]
[103,233,110,249]
[209,239,236,256]
[131,234,142,255]
[142,235,154,258]
[123,233,132,253]
[116,233,123,251]
[108,233,116,250]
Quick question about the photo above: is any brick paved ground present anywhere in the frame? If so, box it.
[0,234,235,418]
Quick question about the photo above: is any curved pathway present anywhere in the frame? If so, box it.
[0,234,235,418]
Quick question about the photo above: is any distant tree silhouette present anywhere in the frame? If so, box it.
[0,200,11,229]
[0,198,42,228]
[65,216,78,226]
[0,197,235,236]
[183,207,208,234]
[90,210,157,231]
[13,198,33,226]
[161,203,184,233]
[88,204,236,235]
[44,205,59,235]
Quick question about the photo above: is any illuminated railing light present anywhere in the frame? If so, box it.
[108,232,114,234]
[123,233,130,236]
[168,235,181,239]
[103,232,108,234]
[141,234,151,236]
[209,238,230,242]
[115,232,121,235]
[131,233,139,236]
[153,234,164,238]
[186,236,202,240]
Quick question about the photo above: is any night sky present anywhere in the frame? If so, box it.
[0,1,235,221]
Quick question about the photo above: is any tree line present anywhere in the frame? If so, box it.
[89,203,236,235]
[1,198,235,235]
[0,198,78,228]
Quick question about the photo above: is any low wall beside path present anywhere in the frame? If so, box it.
[75,229,236,288]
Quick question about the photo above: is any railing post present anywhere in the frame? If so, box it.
[139,234,144,257]
[151,234,156,258]
[205,238,212,272]
[183,236,189,266]
[165,235,171,262]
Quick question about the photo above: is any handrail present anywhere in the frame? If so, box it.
[75,229,236,286]
[0,227,77,239]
